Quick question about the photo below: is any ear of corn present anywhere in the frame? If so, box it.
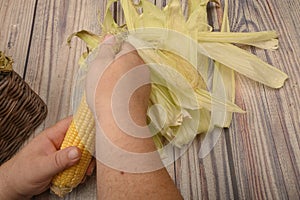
[51,0,288,196]
[50,95,95,197]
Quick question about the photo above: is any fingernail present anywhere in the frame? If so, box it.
[87,165,95,176]
[68,148,80,160]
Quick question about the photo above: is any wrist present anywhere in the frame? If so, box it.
[0,160,31,200]
[0,162,15,199]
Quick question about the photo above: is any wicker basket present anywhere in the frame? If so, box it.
[0,52,47,165]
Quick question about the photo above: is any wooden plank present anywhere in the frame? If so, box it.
[25,0,105,127]
[24,0,107,199]
[227,0,300,199]
[0,0,37,75]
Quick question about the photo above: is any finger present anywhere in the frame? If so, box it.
[41,146,81,177]
[43,117,72,149]
[85,158,96,176]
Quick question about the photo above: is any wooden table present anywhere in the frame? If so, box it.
[1,0,299,199]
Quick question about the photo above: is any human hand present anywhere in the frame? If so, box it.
[85,36,151,120]
[85,36,151,150]
[0,117,94,199]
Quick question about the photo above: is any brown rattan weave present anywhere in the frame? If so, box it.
[0,67,47,165]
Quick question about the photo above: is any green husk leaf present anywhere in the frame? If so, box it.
[186,0,211,83]
[199,42,288,88]
[169,109,197,148]
[187,0,212,33]
[164,0,188,34]
[139,0,166,28]
[149,84,182,127]
[198,109,211,133]
[195,88,244,113]
[197,31,278,49]
[67,30,101,51]
[102,9,119,35]
[120,0,139,30]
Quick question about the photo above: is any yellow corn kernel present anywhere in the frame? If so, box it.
[50,96,95,197]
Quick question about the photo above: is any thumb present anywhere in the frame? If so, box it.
[43,147,81,177]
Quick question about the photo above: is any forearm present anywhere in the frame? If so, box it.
[97,161,182,200]
[0,160,30,200]
[96,105,182,200]
[95,81,182,199]
[0,166,12,199]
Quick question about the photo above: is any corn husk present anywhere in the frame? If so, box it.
[69,0,288,149]
[0,51,13,73]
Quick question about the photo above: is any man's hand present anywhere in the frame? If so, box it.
[0,117,93,199]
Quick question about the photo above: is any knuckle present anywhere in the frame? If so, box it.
[54,152,65,169]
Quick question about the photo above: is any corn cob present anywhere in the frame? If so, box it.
[50,95,95,197]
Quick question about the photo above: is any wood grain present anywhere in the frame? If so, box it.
[0,0,37,74]
[227,0,300,199]
[25,0,105,127]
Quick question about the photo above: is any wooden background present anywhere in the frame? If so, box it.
[0,0,299,199]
